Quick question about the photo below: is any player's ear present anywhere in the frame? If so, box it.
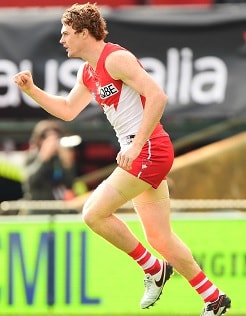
[82,28,89,38]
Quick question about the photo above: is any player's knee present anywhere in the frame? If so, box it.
[82,201,95,227]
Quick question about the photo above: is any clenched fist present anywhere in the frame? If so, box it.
[13,70,34,93]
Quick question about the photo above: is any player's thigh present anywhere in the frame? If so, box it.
[133,180,172,235]
[133,179,170,204]
[83,167,151,217]
[105,167,152,200]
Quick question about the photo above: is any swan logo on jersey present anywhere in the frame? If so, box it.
[99,83,118,99]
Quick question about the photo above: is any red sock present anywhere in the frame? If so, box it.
[189,271,220,303]
[128,242,161,275]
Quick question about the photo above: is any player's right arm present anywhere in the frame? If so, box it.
[13,65,93,121]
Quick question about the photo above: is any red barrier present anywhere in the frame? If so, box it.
[0,0,137,8]
[0,0,213,8]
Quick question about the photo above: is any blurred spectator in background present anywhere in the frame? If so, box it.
[0,138,24,215]
[22,119,79,214]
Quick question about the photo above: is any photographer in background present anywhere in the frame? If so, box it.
[22,119,78,214]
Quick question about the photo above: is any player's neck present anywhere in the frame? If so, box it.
[86,40,106,70]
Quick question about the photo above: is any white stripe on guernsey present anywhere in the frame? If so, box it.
[200,285,218,300]
[193,277,208,290]
[137,139,151,179]
[104,83,143,141]
[147,139,151,160]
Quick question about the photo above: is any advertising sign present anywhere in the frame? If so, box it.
[0,6,245,120]
[0,214,245,315]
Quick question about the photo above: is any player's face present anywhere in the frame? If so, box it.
[60,24,83,58]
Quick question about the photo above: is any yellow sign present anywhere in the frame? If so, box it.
[0,214,245,315]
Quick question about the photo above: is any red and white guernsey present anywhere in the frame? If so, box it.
[82,42,168,148]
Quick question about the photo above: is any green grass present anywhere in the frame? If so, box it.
[0,311,242,316]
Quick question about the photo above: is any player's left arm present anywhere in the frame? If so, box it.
[106,50,167,148]
[106,50,168,169]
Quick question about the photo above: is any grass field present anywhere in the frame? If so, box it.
[0,312,243,316]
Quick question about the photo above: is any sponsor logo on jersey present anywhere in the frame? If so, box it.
[99,83,118,99]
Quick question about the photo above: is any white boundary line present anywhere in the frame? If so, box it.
[1,211,246,224]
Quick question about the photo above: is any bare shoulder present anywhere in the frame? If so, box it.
[105,49,141,79]
[106,49,137,66]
